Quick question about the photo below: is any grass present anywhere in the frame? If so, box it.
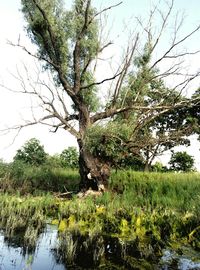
[0,161,80,193]
[0,170,200,267]
[110,170,200,212]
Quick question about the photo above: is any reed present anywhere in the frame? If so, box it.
[0,162,80,193]
[0,170,200,267]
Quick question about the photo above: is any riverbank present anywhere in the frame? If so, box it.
[0,171,200,268]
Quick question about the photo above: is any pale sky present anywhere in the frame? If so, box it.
[0,0,200,169]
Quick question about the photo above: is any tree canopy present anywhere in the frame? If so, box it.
[60,147,79,168]
[169,151,195,172]
[14,138,47,166]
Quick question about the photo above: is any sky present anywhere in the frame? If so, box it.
[0,0,200,169]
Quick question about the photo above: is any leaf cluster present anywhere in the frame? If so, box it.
[14,138,47,166]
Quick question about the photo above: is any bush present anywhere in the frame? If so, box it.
[0,159,9,178]
[152,162,168,172]
[5,160,80,193]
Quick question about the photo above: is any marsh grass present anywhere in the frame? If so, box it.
[0,193,56,248]
[0,170,200,267]
[109,171,200,212]
[0,162,80,193]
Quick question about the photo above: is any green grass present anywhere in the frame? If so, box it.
[1,170,200,261]
[0,161,80,193]
[109,171,200,212]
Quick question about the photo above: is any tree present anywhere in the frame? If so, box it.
[169,151,195,172]
[152,162,168,172]
[14,138,47,166]
[60,147,79,168]
[5,0,200,190]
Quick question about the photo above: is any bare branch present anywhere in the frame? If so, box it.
[112,34,139,104]
[91,97,200,124]
[151,0,174,52]
[90,2,123,23]
[7,41,60,69]
[151,23,200,69]
[80,70,123,90]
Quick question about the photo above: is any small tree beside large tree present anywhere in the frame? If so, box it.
[4,0,200,190]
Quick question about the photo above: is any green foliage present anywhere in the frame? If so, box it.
[0,159,9,178]
[169,151,195,172]
[45,154,63,168]
[152,162,168,172]
[21,0,100,112]
[14,138,47,166]
[119,154,145,170]
[80,72,100,112]
[85,122,133,165]
[60,147,79,169]
[0,160,80,193]
[21,0,69,73]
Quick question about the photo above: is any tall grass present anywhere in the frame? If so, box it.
[0,170,200,266]
[0,161,80,193]
[109,171,200,212]
[0,193,56,248]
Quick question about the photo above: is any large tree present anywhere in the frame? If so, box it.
[5,0,200,190]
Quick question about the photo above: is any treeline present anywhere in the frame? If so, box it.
[11,138,196,172]
[0,138,80,193]
[0,138,196,194]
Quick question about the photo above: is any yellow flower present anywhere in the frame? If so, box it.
[58,219,67,232]
[96,205,105,215]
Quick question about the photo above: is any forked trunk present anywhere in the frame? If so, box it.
[78,139,110,191]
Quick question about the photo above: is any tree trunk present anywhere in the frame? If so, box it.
[77,139,110,191]
[144,147,151,172]
[144,162,150,172]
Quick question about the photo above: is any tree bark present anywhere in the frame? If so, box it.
[144,162,151,172]
[78,139,110,191]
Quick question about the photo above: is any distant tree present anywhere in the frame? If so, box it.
[14,138,47,166]
[60,147,79,169]
[169,151,195,172]
[45,154,63,168]
[152,162,168,172]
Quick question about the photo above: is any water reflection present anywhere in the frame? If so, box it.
[160,249,200,270]
[0,225,65,270]
[1,226,200,270]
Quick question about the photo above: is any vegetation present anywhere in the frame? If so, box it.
[60,147,79,169]
[2,0,197,191]
[0,159,80,194]
[14,138,47,166]
[1,0,200,267]
[169,151,195,172]
[0,170,200,267]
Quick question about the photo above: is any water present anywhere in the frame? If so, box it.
[160,249,200,270]
[0,225,65,270]
[1,226,200,270]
